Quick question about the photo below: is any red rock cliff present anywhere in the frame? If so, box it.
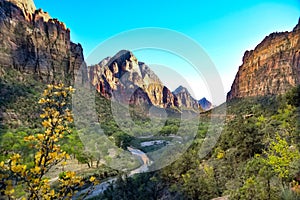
[227,19,300,101]
[89,50,177,108]
[0,0,85,83]
[89,50,203,111]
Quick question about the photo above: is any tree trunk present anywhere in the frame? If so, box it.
[96,160,100,168]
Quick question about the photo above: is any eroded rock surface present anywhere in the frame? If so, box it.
[227,19,300,100]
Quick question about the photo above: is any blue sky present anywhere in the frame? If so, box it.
[34,0,300,104]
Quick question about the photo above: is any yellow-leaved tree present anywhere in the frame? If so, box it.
[0,84,97,199]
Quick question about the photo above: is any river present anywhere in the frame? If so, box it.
[74,146,152,199]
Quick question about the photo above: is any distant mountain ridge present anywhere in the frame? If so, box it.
[198,97,213,111]
[227,19,300,101]
[173,85,189,95]
[172,85,200,110]
[89,50,212,112]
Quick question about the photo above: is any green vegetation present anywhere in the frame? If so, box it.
[0,82,118,199]
[0,66,43,130]
[0,84,99,199]
[1,63,299,199]
[98,86,300,200]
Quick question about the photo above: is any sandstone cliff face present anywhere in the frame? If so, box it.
[89,50,205,111]
[5,0,36,21]
[227,19,300,101]
[0,0,84,84]
[173,86,200,110]
[89,50,181,108]
[0,0,85,128]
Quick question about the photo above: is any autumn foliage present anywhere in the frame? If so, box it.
[0,84,97,199]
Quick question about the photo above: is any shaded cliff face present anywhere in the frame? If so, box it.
[0,0,84,84]
[198,97,212,111]
[88,50,205,111]
[227,19,300,101]
[0,0,85,128]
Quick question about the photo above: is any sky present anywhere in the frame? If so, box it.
[34,0,300,105]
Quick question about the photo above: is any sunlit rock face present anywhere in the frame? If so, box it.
[227,19,300,101]
[89,50,204,111]
[5,0,36,21]
[0,0,85,83]
[173,86,200,111]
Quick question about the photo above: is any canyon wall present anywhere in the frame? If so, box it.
[227,19,300,100]
[0,0,85,83]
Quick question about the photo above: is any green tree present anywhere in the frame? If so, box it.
[263,134,300,184]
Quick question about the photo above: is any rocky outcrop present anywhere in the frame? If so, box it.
[88,50,204,111]
[227,19,300,101]
[198,97,212,111]
[173,86,200,110]
[89,50,179,108]
[5,0,36,21]
[0,0,85,84]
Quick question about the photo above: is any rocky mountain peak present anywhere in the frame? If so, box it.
[89,51,204,111]
[198,97,212,111]
[33,8,51,22]
[173,86,190,95]
[7,0,35,12]
[108,50,137,66]
[106,50,140,78]
[172,86,200,110]
[5,0,36,20]
[89,51,171,107]
[111,49,135,60]
[293,18,300,32]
